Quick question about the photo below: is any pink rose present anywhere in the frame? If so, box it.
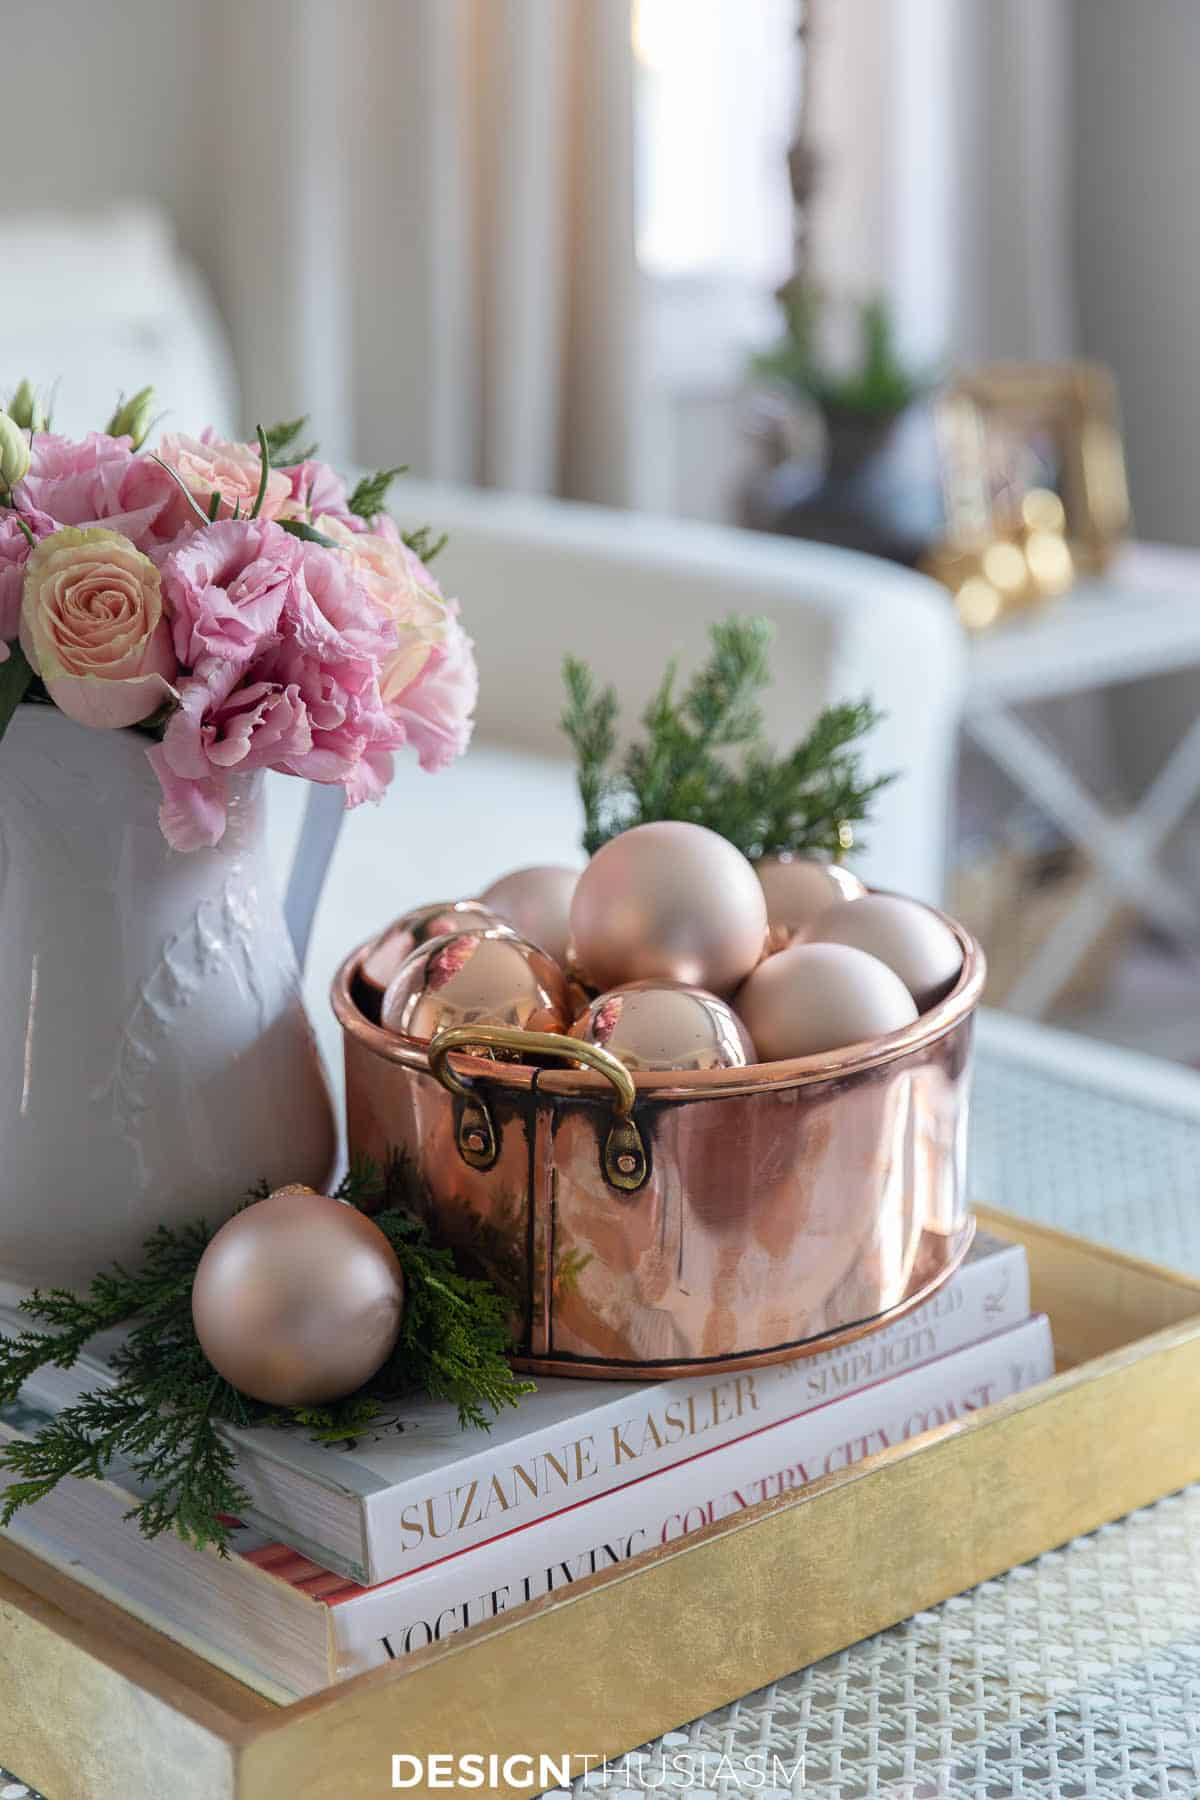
[0,506,55,656]
[160,517,304,668]
[315,514,476,766]
[13,432,172,550]
[153,433,291,537]
[20,526,177,728]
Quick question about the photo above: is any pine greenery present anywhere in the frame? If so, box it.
[348,465,406,521]
[561,616,891,860]
[0,1160,531,1556]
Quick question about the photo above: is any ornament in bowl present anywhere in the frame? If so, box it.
[334,616,984,1377]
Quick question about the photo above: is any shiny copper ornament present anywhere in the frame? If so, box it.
[570,980,755,1071]
[191,1188,406,1406]
[361,900,508,995]
[569,821,768,996]
[755,855,865,950]
[335,899,984,1378]
[379,928,571,1046]
[480,865,579,965]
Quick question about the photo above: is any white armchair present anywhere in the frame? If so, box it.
[269,485,965,1082]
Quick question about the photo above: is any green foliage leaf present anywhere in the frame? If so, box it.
[401,525,448,566]
[753,286,927,418]
[0,1160,532,1553]
[561,616,892,861]
[276,517,341,550]
[260,416,316,466]
[348,466,406,521]
[0,642,35,747]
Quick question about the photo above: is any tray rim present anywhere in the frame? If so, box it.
[3,1203,1200,1800]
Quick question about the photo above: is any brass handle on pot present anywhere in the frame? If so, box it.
[427,1025,648,1191]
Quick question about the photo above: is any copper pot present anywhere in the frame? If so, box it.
[332,907,985,1380]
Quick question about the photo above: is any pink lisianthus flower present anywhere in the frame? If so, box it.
[278,459,360,530]
[315,513,476,768]
[151,432,291,539]
[13,432,173,550]
[150,532,406,849]
[160,517,304,668]
[0,506,55,658]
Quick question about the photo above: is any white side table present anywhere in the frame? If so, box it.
[963,542,1200,1017]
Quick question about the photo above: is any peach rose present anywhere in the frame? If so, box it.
[316,514,448,695]
[315,513,476,769]
[154,432,291,534]
[20,526,178,729]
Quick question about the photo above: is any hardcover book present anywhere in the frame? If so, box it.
[5,1230,1029,1585]
[0,1313,1054,1700]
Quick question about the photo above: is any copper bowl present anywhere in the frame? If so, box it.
[332,904,985,1379]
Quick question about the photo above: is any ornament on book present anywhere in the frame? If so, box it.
[361,900,508,996]
[191,1187,406,1406]
[735,941,918,1061]
[756,854,865,951]
[569,821,768,997]
[570,980,755,1072]
[380,928,571,1045]
[806,893,963,1012]
[0,1156,532,1556]
[479,864,579,966]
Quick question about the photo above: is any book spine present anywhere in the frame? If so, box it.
[361,1239,1030,1583]
[335,1314,1053,1679]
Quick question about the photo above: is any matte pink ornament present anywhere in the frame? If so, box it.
[735,941,918,1061]
[570,979,755,1071]
[755,855,865,949]
[480,865,579,964]
[191,1188,406,1407]
[807,893,963,1011]
[569,822,768,996]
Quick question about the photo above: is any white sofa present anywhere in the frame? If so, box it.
[0,204,239,440]
[266,483,966,1088]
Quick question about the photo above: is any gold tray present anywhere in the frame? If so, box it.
[3,1206,1200,1800]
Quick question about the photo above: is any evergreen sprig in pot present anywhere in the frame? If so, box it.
[0,388,476,1294]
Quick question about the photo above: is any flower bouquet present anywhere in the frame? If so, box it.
[0,384,476,847]
[0,383,476,1294]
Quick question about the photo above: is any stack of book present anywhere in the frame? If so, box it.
[0,1231,1052,1702]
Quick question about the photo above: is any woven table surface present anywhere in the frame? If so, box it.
[5,1013,1200,1799]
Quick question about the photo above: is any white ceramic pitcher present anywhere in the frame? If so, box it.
[0,706,339,1295]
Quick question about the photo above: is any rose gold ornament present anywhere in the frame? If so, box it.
[380,928,571,1045]
[361,900,508,995]
[807,893,963,1012]
[569,822,768,997]
[480,865,579,964]
[735,941,918,1061]
[191,1188,406,1406]
[570,980,755,1071]
[755,855,865,950]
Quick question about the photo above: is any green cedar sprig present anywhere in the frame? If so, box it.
[348,465,406,522]
[260,415,318,468]
[561,616,891,860]
[0,1159,532,1556]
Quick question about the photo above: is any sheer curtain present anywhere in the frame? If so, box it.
[200,0,638,504]
[809,0,1075,369]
